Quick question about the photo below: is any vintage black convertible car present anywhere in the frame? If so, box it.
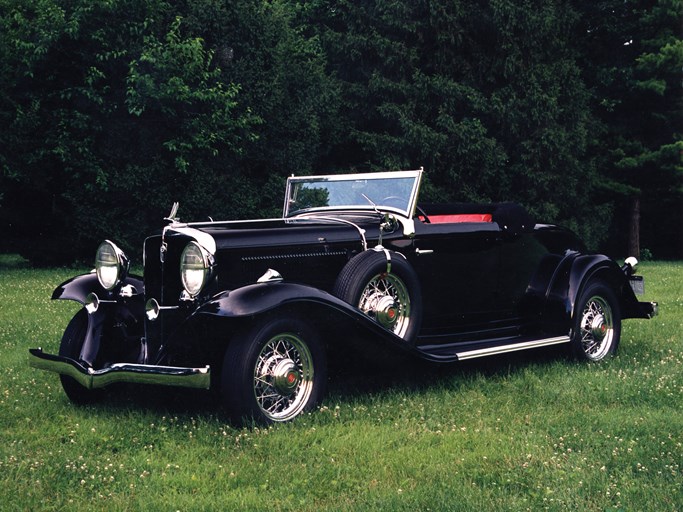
[29,169,657,423]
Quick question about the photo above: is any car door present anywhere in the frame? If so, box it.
[410,221,503,336]
[495,230,553,329]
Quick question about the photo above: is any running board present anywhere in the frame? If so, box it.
[416,335,571,363]
[456,336,570,360]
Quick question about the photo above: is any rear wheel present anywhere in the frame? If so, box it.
[58,309,103,404]
[222,316,327,424]
[571,280,621,361]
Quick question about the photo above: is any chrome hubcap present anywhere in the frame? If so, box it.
[590,314,608,341]
[253,333,314,421]
[272,359,300,395]
[371,294,399,329]
[358,273,411,338]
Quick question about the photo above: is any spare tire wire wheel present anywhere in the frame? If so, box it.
[333,249,422,342]
[358,272,411,337]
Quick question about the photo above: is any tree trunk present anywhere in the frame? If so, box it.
[627,196,640,258]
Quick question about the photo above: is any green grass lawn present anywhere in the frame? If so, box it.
[1,256,681,511]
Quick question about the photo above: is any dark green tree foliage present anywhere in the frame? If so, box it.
[0,0,249,262]
[0,0,681,263]
[298,0,603,243]
[575,0,683,258]
[178,0,340,215]
[0,0,334,263]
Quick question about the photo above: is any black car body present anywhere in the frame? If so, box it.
[29,169,658,423]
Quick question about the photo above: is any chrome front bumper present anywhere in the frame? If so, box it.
[28,348,211,390]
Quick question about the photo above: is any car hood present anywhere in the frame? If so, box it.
[163,216,382,254]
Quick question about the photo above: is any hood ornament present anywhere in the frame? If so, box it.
[160,202,180,263]
[164,202,180,224]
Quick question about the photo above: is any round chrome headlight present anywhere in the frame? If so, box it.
[180,242,213,297]
[95,240,129,291]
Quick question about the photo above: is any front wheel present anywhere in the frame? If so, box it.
[571,280,621,361]
[58,309,103,404]
[221,316,327,424]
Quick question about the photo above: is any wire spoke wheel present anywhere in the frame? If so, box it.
[253,333,314,422]
[571,280,621,362]
[358,272,411,338]
[579,296,614,360]
[223,316,326,425]
[333,249,422,343]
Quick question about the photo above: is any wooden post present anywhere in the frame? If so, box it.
[627,196,640,258]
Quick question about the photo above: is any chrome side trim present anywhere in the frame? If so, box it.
[456,336,571,361]
[242,250,347,262]
[28,348,211,390]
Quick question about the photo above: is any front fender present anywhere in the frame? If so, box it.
[51,273,146,367]
[52,273,144,304]
[194,282,416,358]
[198,282,357,318]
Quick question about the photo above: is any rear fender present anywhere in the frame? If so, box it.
[545,254,641,328]
[538,252,578,331]
[568,256,645,319]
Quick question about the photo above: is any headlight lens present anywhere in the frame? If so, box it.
[95,240,129,290]
[180,242,213,297]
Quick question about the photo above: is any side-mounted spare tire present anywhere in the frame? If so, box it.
[333,248,422,342]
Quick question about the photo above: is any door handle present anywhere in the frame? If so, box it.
[415,248,434,255]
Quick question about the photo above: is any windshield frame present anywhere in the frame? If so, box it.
[283,169,424,219]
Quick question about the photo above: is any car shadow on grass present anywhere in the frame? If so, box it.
[80,344,572,423]
[325,343,571,397]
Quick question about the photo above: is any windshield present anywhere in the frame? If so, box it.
[284,170,423,218]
